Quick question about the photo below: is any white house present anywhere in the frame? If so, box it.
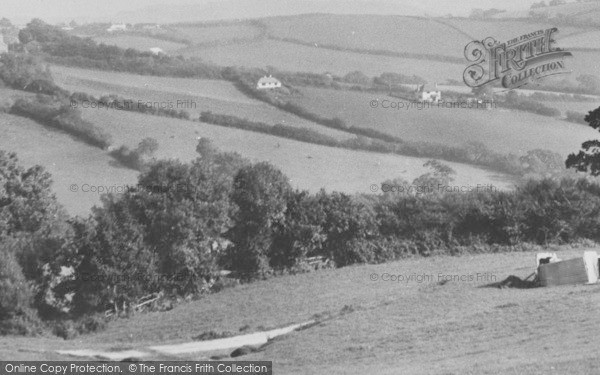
[149,47,164,55]
[107,24,127,33]
[256,75,282,90]
[415,83,441,102]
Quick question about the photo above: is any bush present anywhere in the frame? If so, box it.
[501,92,561,117]
[226,163,292,278]
[0,249,42,335]
[109,138,159,170]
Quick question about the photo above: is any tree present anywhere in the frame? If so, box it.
[566,106,600,175]
[317,191,379,266]
[412,160,456,195]
[0,248,40,335]
[226,162,292,278]
[269,190,326,270]
[0,150,68,322]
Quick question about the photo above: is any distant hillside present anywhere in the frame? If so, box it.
[114,0,428,24]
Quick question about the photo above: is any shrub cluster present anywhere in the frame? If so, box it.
[500,91,561,117]
[109,138,159,171]
[70,92,191,120]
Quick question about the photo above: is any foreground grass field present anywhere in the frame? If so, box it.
[293,87,600,157]
[2,246,599,374]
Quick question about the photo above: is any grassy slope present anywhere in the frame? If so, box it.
[170,24,263,44]
[80,108,515,193]
[50,65,355,141]
[439,18,583,41]
[3,247,599,374]
[262,14,470,58]
[180,39,463,82]
[562,30,600,49]
[178,14,599,83]
[293,87,600,157]
[0,111,137,216]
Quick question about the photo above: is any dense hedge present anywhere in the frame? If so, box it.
[500,91,561,117]
[10,96,112,149]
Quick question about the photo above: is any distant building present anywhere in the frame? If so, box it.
[415,83,441,102]
[107,24,127,33]
[142,24,161,30]
[61,26,74,31]
[149,47,164,55]
[256,75,282,90]
[0,38,7,53]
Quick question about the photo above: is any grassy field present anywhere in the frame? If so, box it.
[80,108,515,193]
[438,18,583,41]
[291,87,599,157]
[2,246,599,374]
[50,66,355,141]
[0,111,138,217]
[538,100,599,117]
[170,24,264,45]
[181,39,463,82]
[528,1,600,20]
[92,35,187,53]
[262,14,470,58]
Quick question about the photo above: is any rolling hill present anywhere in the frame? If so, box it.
[290,86,600,157]
[80,107,516,193]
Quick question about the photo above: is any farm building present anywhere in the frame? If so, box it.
[107,24,127,32]
[415,83,441,102]
[256,75,282,89]
[149,47,164,55]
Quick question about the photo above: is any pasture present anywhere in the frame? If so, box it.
[262,14,470,58]
[2,246,599,374]
[439,18,583,41]
[562,31,600,49]
[0,111,138,216]
[170,23,264,45]
[292,87,600,157]
[80,108,515,193]
[181,39,463,82]
[50,65,355,141]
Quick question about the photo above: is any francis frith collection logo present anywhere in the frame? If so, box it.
[463,27,572,90]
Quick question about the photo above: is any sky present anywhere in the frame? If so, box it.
[0,0,544,25]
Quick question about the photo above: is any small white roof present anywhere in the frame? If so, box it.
[258,75,280,84]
